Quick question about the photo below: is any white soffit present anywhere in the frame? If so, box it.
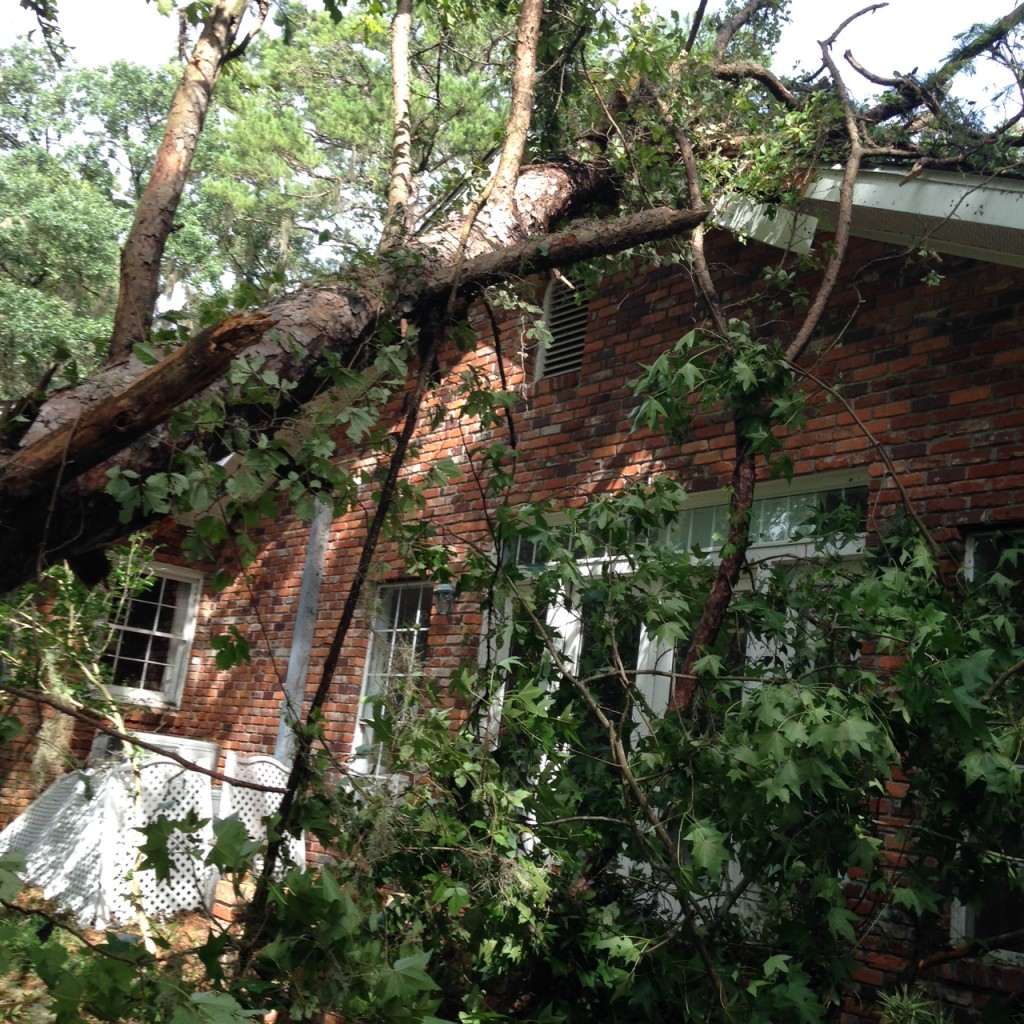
[801,166,1024,268]
[712,197,818,255]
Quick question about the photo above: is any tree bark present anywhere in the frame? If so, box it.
[0,157,705,594]
[380,0,414,249]
[110,0,251,360]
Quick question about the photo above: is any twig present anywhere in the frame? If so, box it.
[823,4,888,50]
[983,657,1024,703]
[0,898,150,962]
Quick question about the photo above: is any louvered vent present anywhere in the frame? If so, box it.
[538,279,588,379]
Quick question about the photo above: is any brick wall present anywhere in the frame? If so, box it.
[3,228,1023,1017]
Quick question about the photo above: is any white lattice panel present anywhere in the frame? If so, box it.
[0,754,217,926]
[0,766,115,924]
[1,747,305,927]
[220,756,305,871]
[131,759,217,922]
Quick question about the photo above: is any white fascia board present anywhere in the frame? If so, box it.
[715,169,1024,267]
[801,166,1024,268]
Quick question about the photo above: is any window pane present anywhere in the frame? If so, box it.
[358,585,433,771]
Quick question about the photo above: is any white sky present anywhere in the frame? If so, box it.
[2,0,1019,113]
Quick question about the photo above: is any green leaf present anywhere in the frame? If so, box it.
[763,953,791,977]
[826,905,858,942]
[206,816,261,873]
[684,820,730,878]
[0,851,24,900]
[177,991,264,1023]
[134,811,205,881]
[379,951,439,1001]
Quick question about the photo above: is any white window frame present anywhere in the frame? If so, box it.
[485,471,868,732]
[353,583,433,776]
[949,530,1024,965]
[104,563,202,709]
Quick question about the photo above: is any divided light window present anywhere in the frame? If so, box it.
[103,564,202,708]
[950,529,1024,963]
[666,475,868,553]
[537,277,588,380]
[355,584,432,775]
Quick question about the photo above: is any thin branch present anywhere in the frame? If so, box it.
[917,923,1024,970]
[224,0,268,63]
[0,898,150,961]
[709,0,798,107]
[843,50,904,88]
[503,576,729,1010]
[684,0,709,55]
[787,362,945,574]
[645,86,729,338]
[822,4,887,50]
[983,657,1024,703]
[480,294,518,451]
[712,61,798,108]
[784,38,865,364]
[0,682,285,793]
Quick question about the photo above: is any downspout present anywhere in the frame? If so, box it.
[274,499,332,763]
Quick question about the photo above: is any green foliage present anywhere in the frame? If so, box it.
[0,145,124,398]
[878,986,953,1024]
[3,5,1024,1023]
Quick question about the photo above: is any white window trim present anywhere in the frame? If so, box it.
[948,531,1024,965]
[105,563,202,710]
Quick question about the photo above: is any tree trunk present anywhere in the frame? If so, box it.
[380,0,414,249]
[0,158,705,594]
[110,0,250,360]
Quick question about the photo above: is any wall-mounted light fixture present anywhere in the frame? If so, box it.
[433,580,456,617]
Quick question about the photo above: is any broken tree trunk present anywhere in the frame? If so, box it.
[0,158,705,594]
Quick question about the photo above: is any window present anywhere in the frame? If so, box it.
[354,584,432,775]
[950,530,1024,962]
[665,471,868,555]
[487,473,868,731]
[951,868,1024,964]
[103,564,201,708]
[536,276,588,380]
[967,529,1024,614]
[637,471,869,711]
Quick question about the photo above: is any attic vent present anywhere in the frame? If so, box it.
[537,277,588,379]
